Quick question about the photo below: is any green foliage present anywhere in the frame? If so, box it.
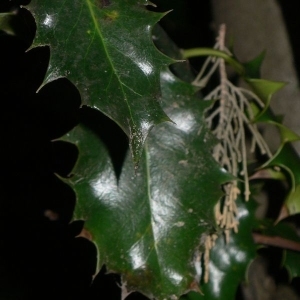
[61,68,230,299]
[199,197,258,300]
[2,1,300,299]
[27,0,174,164]
[180,195,259,300]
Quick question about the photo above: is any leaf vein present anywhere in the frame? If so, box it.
[85,0,135,125]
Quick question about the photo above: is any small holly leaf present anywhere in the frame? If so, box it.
[250,92,300,205]
[246,78,286,119]
[61,69,231,299]
[252,105,300,144]
[262,143,300,216]
[242,51,265,79]
[246,75,300,218]
[26,0,174,164]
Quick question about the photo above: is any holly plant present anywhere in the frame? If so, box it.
[1,1,300,300]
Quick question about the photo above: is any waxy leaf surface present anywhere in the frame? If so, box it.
[27,0,174,164]
[257,106,300,216]
[180,196,258,300]
[62,69,230,299]
[200,196,257,300]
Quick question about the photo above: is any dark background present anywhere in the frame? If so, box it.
[0,1,300,299]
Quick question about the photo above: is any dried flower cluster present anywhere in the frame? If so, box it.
[195,24,272,282]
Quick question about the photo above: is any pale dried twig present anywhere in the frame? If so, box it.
[195,24,271,236]
[195,24,272,282]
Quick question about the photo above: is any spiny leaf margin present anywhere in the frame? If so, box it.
[26,0,175,164]
[60,68,231,299]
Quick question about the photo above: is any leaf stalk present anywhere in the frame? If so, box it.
[182,48,245,76]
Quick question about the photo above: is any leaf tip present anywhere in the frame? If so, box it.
[189,280,204,295]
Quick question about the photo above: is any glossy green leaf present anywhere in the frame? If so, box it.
[26,0,174,164]
[179,196,258,300]
[252,105,300,144]
[200,197,258,299]
[262,143,300,215]
[263,143,300,184]
[246,78,286,118]
[152,25,195,83]
[180,291,202,300]
[61,69,231,299]
[247,78,300,217]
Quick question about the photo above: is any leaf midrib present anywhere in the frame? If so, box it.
[85,0,135,128]
[145,141,164,283]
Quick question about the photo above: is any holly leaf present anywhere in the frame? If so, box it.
[261,141,300,216]
[255,105,300,217]
[200,196,258,299]
[245,76,300,217]
[180,195,258,300]
[26,0,174,164]
[61,69,231,299]
[242,51,265,79]
[246,78,286,120]
[251,104,300,144]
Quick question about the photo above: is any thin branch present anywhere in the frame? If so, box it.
[182,47,245,75]
[252,233,300,252]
